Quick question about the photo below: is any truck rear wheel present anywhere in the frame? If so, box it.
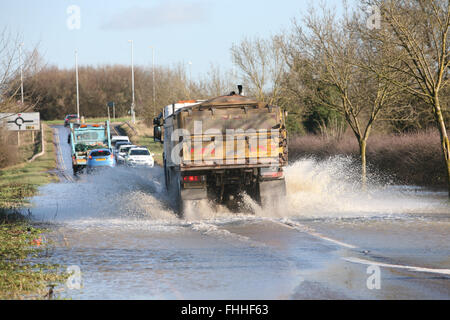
[164,159,170,191]
[259,179,286,209]
[168,168,183,216]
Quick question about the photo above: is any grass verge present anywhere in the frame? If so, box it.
[0,124,67,299]
[0,124,58,206]
[0,212,68,299]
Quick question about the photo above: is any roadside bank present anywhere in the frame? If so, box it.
[0,124,67,299]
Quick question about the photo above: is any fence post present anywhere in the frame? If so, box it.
[27,123,45,163]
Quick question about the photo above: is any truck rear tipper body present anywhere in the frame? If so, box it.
[154,94,288,215]
[70,121,112,174]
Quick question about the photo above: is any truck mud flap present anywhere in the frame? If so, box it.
[259,179,286,208]
[180,187,207,201]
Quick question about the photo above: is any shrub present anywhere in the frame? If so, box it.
[0,127,19,169]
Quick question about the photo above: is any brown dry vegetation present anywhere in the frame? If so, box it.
[289,130,445,188]
[0,127,19,168]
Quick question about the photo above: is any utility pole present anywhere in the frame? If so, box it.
[150,46,156,117]
[188,61,192,99]
[128,40,136,124]
[188,61,192,84]
[107,101,115,122]
[19,43,24,104]
[75,50,80,121]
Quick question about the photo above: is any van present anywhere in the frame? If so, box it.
[111,135,130,148]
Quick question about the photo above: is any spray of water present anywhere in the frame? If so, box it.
[31,156,449,226]
[281,156,449,219]
[168,156,448,221]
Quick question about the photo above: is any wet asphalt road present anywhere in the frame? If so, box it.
[28,125,450,299]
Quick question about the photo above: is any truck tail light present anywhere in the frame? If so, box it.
[183,175,204,182]
[266,171,283,178]
[260,168,284,178]
[184,175,199,182]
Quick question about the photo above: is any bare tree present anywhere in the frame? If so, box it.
[286,4,402,186]
[0,29,23,113]
[0,29,43,116]
[365,0,450,196]
[231,35,286,104]
[199,63,235,97]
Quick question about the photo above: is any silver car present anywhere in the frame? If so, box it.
[116,144,136,165]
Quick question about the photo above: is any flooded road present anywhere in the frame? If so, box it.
[29,126,450,299]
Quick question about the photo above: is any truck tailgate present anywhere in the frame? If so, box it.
[181,132,281,166]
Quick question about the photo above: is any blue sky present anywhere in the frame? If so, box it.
[0,0,352,79]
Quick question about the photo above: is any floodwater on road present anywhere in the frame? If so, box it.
[28,126,450,299]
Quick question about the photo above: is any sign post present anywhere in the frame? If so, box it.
[107,102,115,122]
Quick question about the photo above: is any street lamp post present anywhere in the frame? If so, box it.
[75,50,80,121]
[128,40,136,124]
[188,61,192,83]
[149,46,155,117]
[19,43,24,104]
[188,61,192,99]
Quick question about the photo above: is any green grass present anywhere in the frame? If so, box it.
[42,119,66,125]
[0,125,58,208]
[44,117,141,125]
[0,125,68,299]
[0,216,68,299]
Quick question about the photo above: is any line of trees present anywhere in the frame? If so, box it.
[3,62,236,122]
[1,1,448,194]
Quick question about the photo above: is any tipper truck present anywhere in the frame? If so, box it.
[153,89,288,214]
[69,121,112,174]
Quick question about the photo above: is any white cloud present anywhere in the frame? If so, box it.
[101,1,210,30]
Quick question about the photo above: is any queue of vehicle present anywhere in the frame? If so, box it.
[65,115,154,174]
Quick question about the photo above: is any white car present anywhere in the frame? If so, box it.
[116,144,136,164]
[111,135,130,148]
[114,141,132,156]
[125,147,154,167]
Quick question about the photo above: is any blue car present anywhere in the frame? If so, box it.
[86,148,116,172]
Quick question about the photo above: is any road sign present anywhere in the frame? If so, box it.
[0,112,40,131]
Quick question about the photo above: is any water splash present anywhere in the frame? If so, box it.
[31,156,449,225]
[279,156,449,219]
